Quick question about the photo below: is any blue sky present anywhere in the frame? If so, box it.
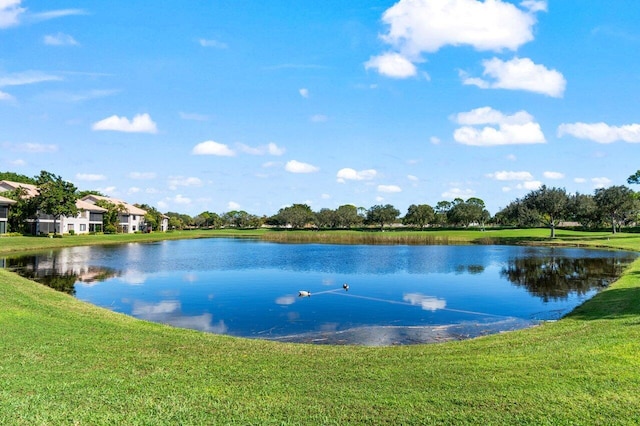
[1,1,639,216]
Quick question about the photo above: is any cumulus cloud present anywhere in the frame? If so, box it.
[453,106,545,146]
[442,187,475,199]
[543,171,564,179]
[367,0,545,77]
[192,140,235,156]
[336,168,377,183]
[487,171,534,181]
[557,122,640,143]
[129,172,156,180]
[0,0,25,28]
[364,52,417,78]
[285,160,319,174]
[44,32,78,46]
[168,176,202,190]
[377,184,402,193]
[92,113,158,134]
[76,173,106,181]
[238,142,285,156]
[592,177,611,189]
[461,57,565,97]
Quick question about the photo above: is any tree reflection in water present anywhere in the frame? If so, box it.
[501,255,629,302]
[4,256,119,296]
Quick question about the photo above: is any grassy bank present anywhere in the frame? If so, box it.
[1,230,640,424]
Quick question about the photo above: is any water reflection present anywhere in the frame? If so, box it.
[500,253,629,302]
[3,240,637,345]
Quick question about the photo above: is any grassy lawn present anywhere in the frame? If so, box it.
[1,229,640,424]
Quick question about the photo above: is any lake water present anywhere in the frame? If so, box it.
[4,238,637,345]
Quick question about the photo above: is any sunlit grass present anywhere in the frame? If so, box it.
[1,229,640,424]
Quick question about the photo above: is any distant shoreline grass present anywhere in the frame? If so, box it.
[1,229,640,424]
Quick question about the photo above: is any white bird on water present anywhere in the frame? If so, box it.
[298,290,311,297]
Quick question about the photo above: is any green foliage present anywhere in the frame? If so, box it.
[0,171,36,184]
[34,171,78,235]
[366,204,400,230]
[403,204,435,229]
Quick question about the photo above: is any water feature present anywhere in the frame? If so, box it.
[4,239,637,345]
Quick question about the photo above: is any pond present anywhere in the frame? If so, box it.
[4,239,637,346]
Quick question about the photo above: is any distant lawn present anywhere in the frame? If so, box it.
[1,229,640,424]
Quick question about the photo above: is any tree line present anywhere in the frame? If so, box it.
[2,170,640,236]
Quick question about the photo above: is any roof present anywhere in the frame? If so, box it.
[0,180,39,198]
[76,199,108,213]
[0,195,17,205]
[81,195,147,216]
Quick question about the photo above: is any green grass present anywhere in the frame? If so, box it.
[1,229,640,424]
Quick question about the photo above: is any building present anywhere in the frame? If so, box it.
[0,180,107,235]
[81,195,147,233]
[0,195,16,234]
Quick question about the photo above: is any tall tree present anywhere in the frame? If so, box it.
[594,185,639,234]
[523,185,569,238]
[403,204,435,230]
[366,204,400,230]
[34,171,78,235]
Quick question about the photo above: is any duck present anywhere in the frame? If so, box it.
[298,290,311,297]
[342,283,349,291]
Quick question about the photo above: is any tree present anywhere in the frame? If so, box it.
[627,170,640,185]
[95,199,125,233]
[403,204,434,230]
[523,185,569,238]
[366,204,400,230]
[275,204,315,228]
[34,171,78,235]
[594,185,639,234]
[335,204,363,229]
[315,208,338,229]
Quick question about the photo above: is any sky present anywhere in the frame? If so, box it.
[1,0,639,217]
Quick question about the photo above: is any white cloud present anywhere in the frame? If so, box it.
[129,172,156,180]
[487,171,534,181]
[285,160,319,174]
[442,187,475,199]
[543,171,564,179]
[299,88,309,98]
[377,184,402,193]
[15,143,58,153]
[557,122,640,144]
[192,140,235,156]
[0,70,62,87]
[461,57,565,97]
[0,0,25,28]
[92,113,158,134]
[30,9,88,22]
[592,177,611,189]
[227,201,241,210]
[43,32,78,46]
[76,173,106,181]
[453,106,545,146]
[168,176,202,190]
[238,142,285,156]
[0,90,14,101]
[336,168,377,183]
[367,0,544,78]
[198,38,228,49]
[179,112,213,121]
[364,52,417,78]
